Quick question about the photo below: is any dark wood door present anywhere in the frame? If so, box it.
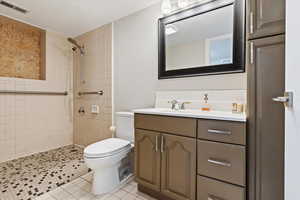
[135,129,161,192]
[161,134,196,200]
[249,0,285,39]
[247,35,285,200]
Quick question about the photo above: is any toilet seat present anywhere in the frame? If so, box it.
[84,138,131,158]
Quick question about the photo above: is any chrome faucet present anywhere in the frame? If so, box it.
[168,100,180,110]
[180,101,191,110]
[168,100,191,110]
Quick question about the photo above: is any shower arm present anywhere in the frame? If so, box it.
[67,38,85,55]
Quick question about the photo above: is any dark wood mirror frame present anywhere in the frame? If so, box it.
[158,0,245,79]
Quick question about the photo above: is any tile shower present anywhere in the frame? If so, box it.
[0,30,76,199]
[0,32,73,163]
[0,20,113,199]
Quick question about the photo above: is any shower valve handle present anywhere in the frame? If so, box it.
[78,107,85,113]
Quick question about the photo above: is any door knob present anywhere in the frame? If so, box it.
[272,92,293,108]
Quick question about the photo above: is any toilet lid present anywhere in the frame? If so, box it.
[84,138,131,158]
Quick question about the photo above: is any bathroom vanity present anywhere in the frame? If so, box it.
[133,109,246,200]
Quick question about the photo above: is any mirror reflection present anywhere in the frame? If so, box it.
[165,5,234,71]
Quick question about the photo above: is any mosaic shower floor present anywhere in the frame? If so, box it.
[0,145,89,200]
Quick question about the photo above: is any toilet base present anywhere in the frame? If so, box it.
[92,164,120,195]
[92,165,133,195]
[85,145,133,195]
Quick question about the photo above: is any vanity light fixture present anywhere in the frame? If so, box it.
[161,0,212,16]
[165,24,178,35]
[161,0,172,15]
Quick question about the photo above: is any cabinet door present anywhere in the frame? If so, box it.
[135,129,161,192]
[161,134,196,200]
[249,0,285,39]
[247,35,285,200]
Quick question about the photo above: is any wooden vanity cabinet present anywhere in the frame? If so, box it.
[135,114,197,200]
[197,176,245,200]
[134,114,246,200]
[135,129,161,192]
[161,134,196,200]
[135,114,197,137]
[135,131,197,200]
[248,0,285,39]
[198,119,246,145]
[197,140,246,186]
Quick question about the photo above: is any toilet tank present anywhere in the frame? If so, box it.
[115,112,134,143]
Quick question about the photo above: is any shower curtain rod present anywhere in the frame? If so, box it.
[0,90,68,96]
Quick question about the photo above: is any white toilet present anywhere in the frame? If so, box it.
[84,112,134,195]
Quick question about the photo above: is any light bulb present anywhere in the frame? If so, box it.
[178,0,189,8]
[161,0,172,15]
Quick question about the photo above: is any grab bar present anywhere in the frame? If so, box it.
[78,90,103,96]
[0,90,68,96]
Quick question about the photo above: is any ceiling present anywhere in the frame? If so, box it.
[0,0,160,37]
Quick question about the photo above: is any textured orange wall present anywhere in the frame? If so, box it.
[0,15,45,80]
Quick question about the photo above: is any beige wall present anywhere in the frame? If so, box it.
[113,3,247,112]
[0,32,73,162]
[73,24,112,146]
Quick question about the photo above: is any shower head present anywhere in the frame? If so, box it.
[67,38,85,55]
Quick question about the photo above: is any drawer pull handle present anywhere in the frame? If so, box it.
[161,135,164,153]
[208,194,225,200]
[155,136,159,152]
[208,129,231,135]
[208,158,232,167]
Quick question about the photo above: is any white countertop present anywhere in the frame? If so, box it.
[133,108,246,122]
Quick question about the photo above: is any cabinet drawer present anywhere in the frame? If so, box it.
[197,176,245,200]
[198,119,246,145]
[197,140,246,186]
[135,114,197,138]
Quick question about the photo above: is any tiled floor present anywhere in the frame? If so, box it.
[0,145,156,200]
[0,145,89,200]
[35,173,156,200]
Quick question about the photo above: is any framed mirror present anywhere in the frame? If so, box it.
[158,0,245,79]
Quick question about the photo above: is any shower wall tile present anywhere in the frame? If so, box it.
[73,24,113,147]
[0,32,74,163]
[0,15,45,80]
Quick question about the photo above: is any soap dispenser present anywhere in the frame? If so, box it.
[201,94,211,111]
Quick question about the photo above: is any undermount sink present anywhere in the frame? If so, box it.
[133,108,246,122]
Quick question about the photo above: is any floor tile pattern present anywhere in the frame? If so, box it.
[36,173,156,200]
[0,145,89,200]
